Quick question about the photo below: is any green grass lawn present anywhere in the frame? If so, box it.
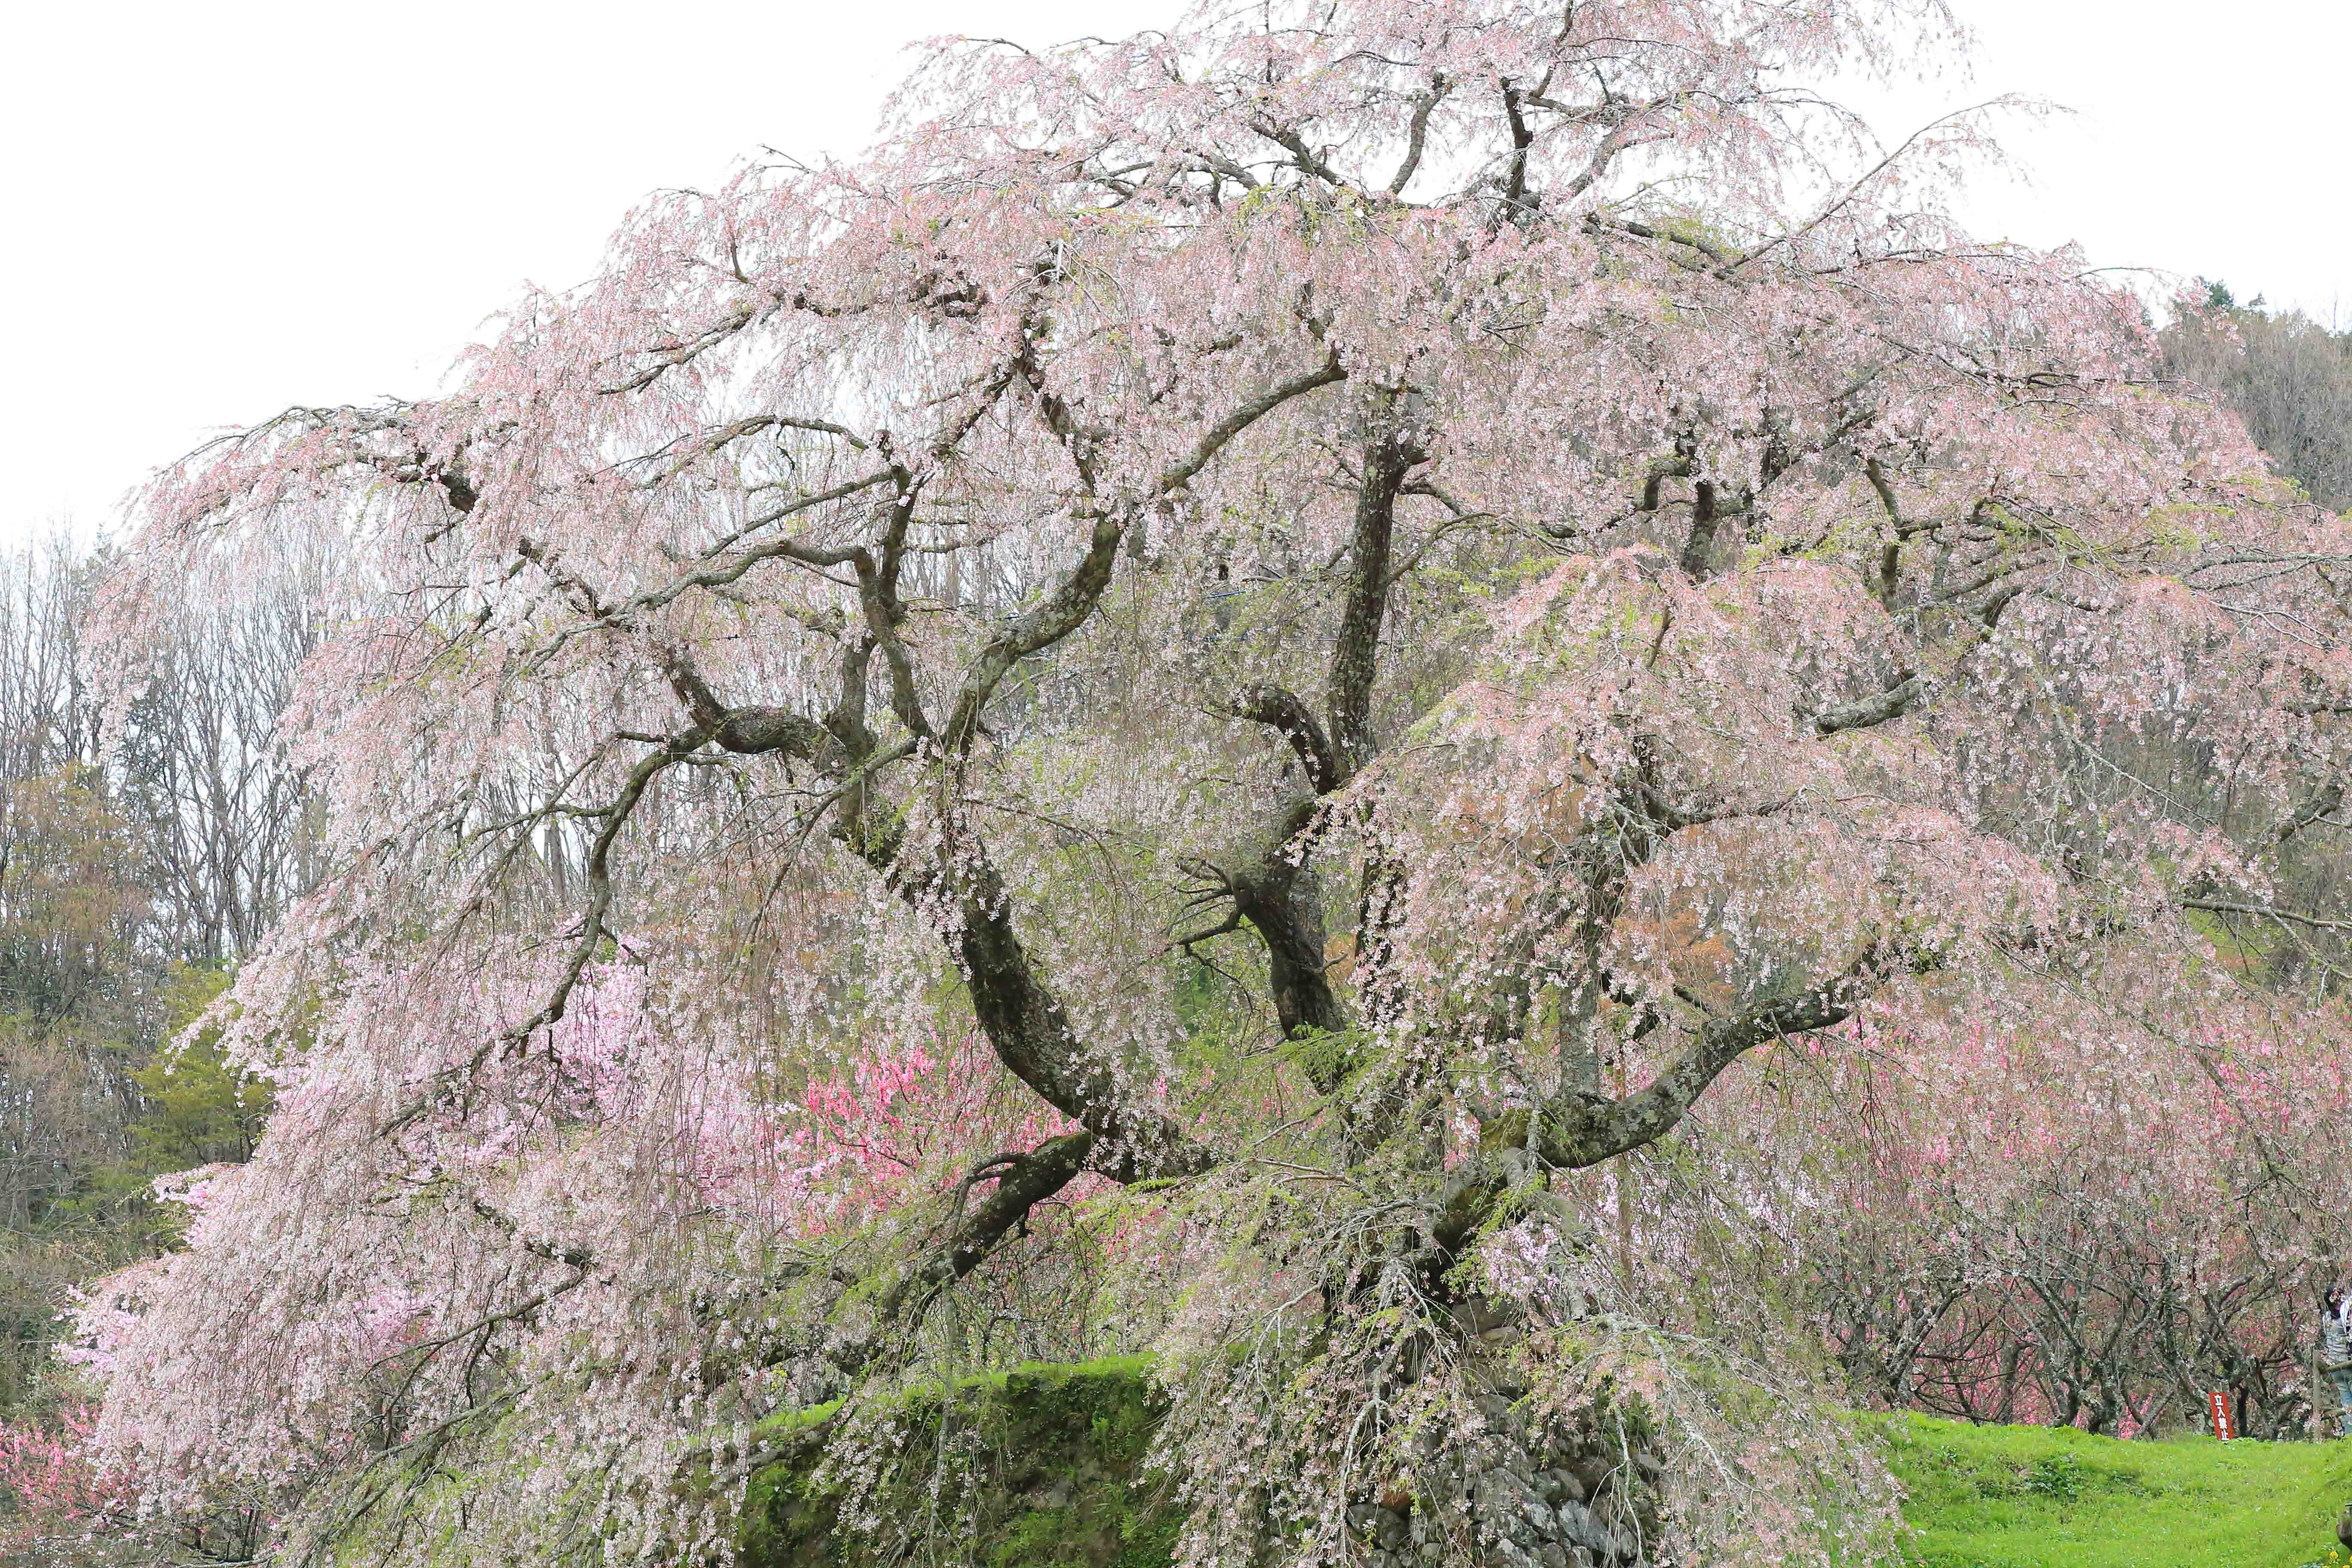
[1883,1413,2352,1568]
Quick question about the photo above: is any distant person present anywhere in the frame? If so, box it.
[2322,1286,2352,1438]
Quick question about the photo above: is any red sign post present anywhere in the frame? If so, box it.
[2208,1390,2235,1441]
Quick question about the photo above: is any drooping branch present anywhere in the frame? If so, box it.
[941,351,1347,754]
[883,1130,1098,1321]
[1533,943,1898,1168]
[531,469,897,666]
[596,260,981,398]
[388,723,719,1131]
[904,843,1216,1181]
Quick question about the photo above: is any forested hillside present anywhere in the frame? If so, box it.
[5,4,2352,1567]
[0,537,311,1426]
[2164,285,2352,513]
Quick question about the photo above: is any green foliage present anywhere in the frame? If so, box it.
[1879,1413,2352,1568]
[53,963,273,1253]
[2018,1451,2084,1503]
[1280,1023,1368,1093]
[0,766,150,1029]
[126,965,270,1172]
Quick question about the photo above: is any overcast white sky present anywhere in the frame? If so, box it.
[3,0,2345,548]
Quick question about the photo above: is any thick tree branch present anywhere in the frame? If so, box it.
[884,1131,1100,1321]
[535,469,896,663]
[1327,422,1424,778]
[2276,781,2346,844]
[1252,118,1360,195]
[1815,671,1922,736]
[903,843,1216,1181]
[1155,350,1347,496]
[1675,429,1723,578]
[1207,687,1352,1078]
[1387,76,1451,195]
[1866,456,1905,605]
[658,649,836,760]
[1230,683,1340,795]
[1816,567,2024,736]
[849,460,936,740]
[1200,416,1422,1084]
[2183,898,2352,936]
[1532,945,1895,1168]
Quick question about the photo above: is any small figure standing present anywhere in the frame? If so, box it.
[2321,1286,2352,1438]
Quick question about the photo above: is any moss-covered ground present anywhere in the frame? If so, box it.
[739,1356,1180,1568]
[1883,1413,2352,1568]
[738,1365,2352,1567]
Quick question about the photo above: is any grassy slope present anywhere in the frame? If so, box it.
[737,1363,2352,1568]
[1884,1413,2352,1568]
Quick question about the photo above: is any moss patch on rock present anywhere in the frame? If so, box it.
[739,1356,1181,1568]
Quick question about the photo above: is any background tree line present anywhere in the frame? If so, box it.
[1659,284,2352,1443]
[0,529,319,1424]
[2165,283,2352,514]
